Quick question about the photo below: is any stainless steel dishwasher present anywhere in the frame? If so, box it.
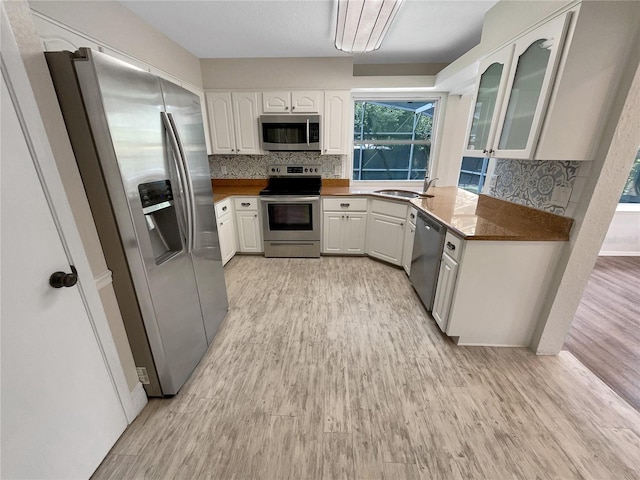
[409,211,446,311]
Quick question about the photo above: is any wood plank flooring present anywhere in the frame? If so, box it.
[563,255,640,412]
[92,256,640,480]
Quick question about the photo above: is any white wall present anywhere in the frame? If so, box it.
[433,93,473,186]
[600,207,640,256]
[28,0,203,87]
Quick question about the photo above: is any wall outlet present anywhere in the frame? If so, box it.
[334,164,342,176]
[551,185,572,207]
[221,165,227,174]
[489,175,499,189]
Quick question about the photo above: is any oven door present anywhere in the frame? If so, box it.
[260,196,320,242]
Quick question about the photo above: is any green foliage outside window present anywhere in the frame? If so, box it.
[620,149,640,204]
[353,101,436,181]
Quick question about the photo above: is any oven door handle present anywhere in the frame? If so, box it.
[259,196,320,202]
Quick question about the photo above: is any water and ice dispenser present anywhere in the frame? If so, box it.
[139,180,183,264]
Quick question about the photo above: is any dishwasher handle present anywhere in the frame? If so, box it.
[417,211,444,233]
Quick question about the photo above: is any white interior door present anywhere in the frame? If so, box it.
[1,28,127,480]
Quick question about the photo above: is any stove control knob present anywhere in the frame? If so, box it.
[314,168,318,173]
[276,167,281,173]
[305,168,308,172]
[271,168,275,173]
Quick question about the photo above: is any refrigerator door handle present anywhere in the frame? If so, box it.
[161,112,192,251]
[167,113,196,253]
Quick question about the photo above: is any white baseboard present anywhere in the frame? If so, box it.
[599,251,640,256]
[127,382,148,423]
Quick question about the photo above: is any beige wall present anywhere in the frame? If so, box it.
[436,0,573,91]
[28,0,203,87]
[200,57,437,90]
[5,0,139,392]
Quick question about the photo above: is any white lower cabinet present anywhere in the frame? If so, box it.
[322,197,367,254]
[367,213,405,266]
[432,252,458,332]
[215,199,236,265]
[234,197,262,253]
[402,208,417,274]
[367,200,407,266]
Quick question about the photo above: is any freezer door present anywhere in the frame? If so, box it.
[73,51,209,394]
[160,79,229,344]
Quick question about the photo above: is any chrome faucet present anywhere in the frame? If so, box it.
[422,176,439,195]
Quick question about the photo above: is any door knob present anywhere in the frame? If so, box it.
[49,265,78,288]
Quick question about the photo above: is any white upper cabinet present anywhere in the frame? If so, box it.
[33,14,100,52]
[323,91,351,155]
[464,12,570,160]
[463,46,514,158]
[232,92,261,154]
[493,13,570,159]
[206,92,262,155]
[262,91,321,113]
[291,91,321,113]
[206,92,236,154]
[262,91,290,113]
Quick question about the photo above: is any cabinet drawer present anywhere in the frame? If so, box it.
[323,197,368,211]
[443,231,463,262]
[215,198,232,218]
[234,197,258,210]
[371,199,407,219]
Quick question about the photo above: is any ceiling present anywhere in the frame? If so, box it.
[119,0,498,65]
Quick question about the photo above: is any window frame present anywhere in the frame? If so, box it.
[349,92,447,185]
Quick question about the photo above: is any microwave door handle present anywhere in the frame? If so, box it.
[167,113,196,253]
[160,112,191,251]
[306,118,310,147]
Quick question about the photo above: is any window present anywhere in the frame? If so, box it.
[620,149,640,204]
[352,100,437,181]
[458,156,490,194]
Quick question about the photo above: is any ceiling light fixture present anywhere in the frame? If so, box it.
[335,0,405,53]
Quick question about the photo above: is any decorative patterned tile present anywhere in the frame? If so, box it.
[209,152,344,179]
[488,159,581,215]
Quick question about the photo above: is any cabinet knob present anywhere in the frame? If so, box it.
[222,206,227,211]
[400,222,404,227]
[285,106,289,110]
[340,203,350,208]
[291,106,295,110]
[254,214,258,218]
[49,266,78,289]
[346,215,349,219]
[446,242,456,251]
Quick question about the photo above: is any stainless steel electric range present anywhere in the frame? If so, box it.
[259,165,321,258]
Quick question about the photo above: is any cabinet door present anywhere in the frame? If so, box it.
[33,14,101,52]
[231,92,261,154]
[323,91,350,155]
[322,212,344,253]
[206,92,237,154]
[291,91,321,113]
[432,253,458,332]
[218,213,236,265]
[262,91,290,113]
[367,213,405,266]
[236,211,262,253]
[343,213,367,254]
[493,13,570,159]
[402,222,416,275]
[463,46,514,158]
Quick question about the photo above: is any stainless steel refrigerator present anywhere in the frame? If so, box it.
[46,49,228,396]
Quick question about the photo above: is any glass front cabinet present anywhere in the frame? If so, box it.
[463,12,571,160]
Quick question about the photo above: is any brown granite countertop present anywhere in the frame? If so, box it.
[211,180,573,241]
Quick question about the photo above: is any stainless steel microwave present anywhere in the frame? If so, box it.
[259,115,321,151]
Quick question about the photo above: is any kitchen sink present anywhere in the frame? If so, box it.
[374,189,425,199]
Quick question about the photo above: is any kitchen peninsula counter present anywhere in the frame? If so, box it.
[212,180,573,242]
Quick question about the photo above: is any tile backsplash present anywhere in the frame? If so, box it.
[208,152,344,179]
[488,159,582,216]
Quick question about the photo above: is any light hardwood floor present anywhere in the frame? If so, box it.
[563,255,640,412]
[92,256,640,480]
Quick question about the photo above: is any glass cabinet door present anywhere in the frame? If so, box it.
[493,12,570,159]
[463,45,514,158]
